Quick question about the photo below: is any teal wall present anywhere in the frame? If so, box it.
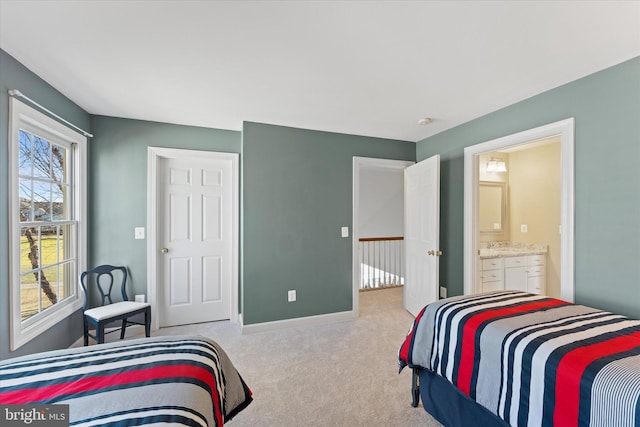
[5,44,636,360]
[0,49,91,360]
[89,116,241,302]
[242,122,415,324]
[416,57,640,318]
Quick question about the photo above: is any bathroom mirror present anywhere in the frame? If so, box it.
[479,181,507,233]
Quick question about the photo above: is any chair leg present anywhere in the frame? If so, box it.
[120,319,127,339]
[83,318,89,346]
[145,307,151,337]
[97,323,105,344]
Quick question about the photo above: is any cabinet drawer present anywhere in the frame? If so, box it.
[504,256,526,268]
[527,275,544,294]
[528,254,545,266]
[481,271,502,282]
[482,258,503,270]
[527,265,545,277]
[482,280,504,292]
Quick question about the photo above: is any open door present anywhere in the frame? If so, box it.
[404,155,440,316]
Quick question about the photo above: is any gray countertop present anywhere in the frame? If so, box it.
[479,242,547,259]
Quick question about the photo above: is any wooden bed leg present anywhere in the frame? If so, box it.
[411,368,420,407]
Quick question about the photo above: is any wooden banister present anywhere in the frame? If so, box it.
[358,236,404,242]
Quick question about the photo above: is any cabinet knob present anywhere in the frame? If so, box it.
[161,247,169,254]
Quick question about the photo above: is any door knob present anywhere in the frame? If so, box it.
[436,250,443,256]
[427,250,435,256]
[161,248,169,254]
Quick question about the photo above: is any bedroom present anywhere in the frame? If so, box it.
[0,1,639,424]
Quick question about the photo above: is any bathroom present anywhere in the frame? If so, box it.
[478,137,561,298]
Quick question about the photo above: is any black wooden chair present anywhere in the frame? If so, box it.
[80,265,151,346]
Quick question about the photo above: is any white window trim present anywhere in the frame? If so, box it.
[8,97,87,350]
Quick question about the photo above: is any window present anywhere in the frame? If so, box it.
[9,98,87,350]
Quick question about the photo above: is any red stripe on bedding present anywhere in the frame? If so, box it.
[553,331,640,427]
[399,306,427,365]
[1,364,223,426]
[457,299,568,395]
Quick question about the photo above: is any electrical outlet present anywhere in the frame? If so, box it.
[440,286,447,299]
[341,226,349,238]
[520,224,528,233]
[135,294,145,303]
[288,290,296,302]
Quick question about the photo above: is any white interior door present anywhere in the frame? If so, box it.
[159,155,235,327]
[404,155,440,317]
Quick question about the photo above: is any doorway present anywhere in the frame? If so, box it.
[352,157,413,316]
[463,119,575,302]
[147,147,239,330]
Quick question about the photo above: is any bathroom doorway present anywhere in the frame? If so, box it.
[463,119,575,302]
[477,139,561,297]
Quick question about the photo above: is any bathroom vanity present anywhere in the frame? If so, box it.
[479,243,547,295]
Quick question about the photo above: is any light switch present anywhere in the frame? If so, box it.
[134,227,145,239]
[341,226,349,238]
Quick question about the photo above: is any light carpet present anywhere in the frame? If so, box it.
[97,287,442,426]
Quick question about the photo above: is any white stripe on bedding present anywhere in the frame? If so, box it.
[431,292,531,374]
[439,294,544,380]
[524,319,639,427]
[429,291,519,369]
[72,406,208,427]
[0,341,219,375]
[1,347,223,391]
[497,311,610,416]
[590,354,640,427]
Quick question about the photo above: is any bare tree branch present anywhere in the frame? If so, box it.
[18,132,62,307]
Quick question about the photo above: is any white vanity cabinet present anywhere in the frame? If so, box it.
[504,256,528,292]
[480,258,504,292]
[503,254,546,294]
[480,253,546,295]
[525,254,546,294]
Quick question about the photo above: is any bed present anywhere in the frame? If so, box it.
[398,291,640,427]
[0,335,252,426]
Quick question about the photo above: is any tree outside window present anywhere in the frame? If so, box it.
[18,130,76,321]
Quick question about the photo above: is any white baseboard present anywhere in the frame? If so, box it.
[241,310,356,334]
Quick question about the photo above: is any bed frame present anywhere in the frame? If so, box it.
[399,291,640,427]
[411,368,509,427]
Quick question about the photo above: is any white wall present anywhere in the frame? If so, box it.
[358,168,404,238]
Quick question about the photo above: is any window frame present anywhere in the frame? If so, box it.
[9,97,87,350]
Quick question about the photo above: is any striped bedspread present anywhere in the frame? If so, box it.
[0,335,252,426]
[399,291,640,427]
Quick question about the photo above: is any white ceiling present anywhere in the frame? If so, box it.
[1,1,639,142]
